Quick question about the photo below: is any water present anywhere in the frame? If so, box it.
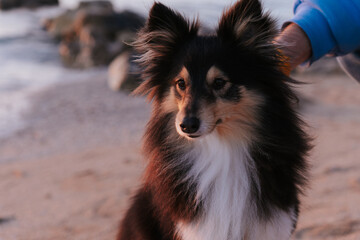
[0,9,56,139]
[0,7,104,139]
[0,0,293,139]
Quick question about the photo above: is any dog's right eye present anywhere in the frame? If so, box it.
[213,77,227,90]
[176,79,186,91]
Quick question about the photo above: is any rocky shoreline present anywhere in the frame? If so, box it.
[41,1,144,92]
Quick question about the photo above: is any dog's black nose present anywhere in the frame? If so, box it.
[180,117,200,134]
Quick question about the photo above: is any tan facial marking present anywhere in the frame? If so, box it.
[161,67,192,114]
[214,88,263,141]
[206,66,232,94]
[206,66,229,85]
[162,87,178,113]
[174,66,191,107]
[178,67,190,83]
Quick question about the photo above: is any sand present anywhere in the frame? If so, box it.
[0,72,359,240]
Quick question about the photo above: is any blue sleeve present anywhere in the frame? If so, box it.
[289,0,360,63]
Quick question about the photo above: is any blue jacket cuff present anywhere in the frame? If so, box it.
[289,2,336,63]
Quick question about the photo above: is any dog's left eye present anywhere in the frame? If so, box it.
[213,78,227,90]
[176,79,186,91]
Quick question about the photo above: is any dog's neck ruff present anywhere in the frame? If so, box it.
[177,133,256,240]
[176,133,295,240]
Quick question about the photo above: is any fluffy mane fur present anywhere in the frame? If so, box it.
[117,1,311,239]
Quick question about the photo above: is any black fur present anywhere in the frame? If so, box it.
[117,1,311,239]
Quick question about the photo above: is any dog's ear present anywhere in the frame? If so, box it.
[217,0,275,48]
[139,2,197,52]
[133,2,198,100]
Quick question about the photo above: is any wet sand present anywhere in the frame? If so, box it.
[0,72,359,239]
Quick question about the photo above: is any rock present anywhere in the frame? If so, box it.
[108,51,142,92]
[43,10,77,40]
[0,216,15,225]
[0,0,21,10]
[44,1,145,68]
[78,0,113,13]
[0,0,58,10]
[58,40,80,68]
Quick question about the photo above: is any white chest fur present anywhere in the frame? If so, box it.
[176,134,295,240]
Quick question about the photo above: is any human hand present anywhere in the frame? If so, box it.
[275,23,312,75]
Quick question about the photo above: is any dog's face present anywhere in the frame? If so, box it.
[135,0,284,140]
[170,62,262,140]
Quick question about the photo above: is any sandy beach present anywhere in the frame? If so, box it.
[0,70,360,240]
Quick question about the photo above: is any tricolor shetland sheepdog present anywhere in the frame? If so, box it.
[117,0,311,239]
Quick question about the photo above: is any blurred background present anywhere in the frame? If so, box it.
[0,1,359,239]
